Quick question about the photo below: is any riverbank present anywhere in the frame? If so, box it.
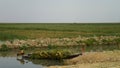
[0,50,119,68]
[49,50,120,68]
[49,61,120,68]
[0,36,120,50]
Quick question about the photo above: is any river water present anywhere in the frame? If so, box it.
[0,57,44,68]
[0,51,64,68]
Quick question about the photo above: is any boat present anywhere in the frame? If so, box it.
[22,53,82,60]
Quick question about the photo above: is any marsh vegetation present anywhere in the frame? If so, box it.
[0,23,120,40]
[0,23,120,68]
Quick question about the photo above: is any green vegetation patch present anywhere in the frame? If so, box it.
[0,32,27,41]
[30,49,72,60]
[0,23,120,39]
[0,44,10,51]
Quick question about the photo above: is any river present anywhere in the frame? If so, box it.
[0,57,44,68]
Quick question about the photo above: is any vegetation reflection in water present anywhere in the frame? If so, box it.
[0,49,66,67]
[16,57,64,66]
[0,57,44,68]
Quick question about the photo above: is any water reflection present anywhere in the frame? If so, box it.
[0,51,65,67]
[27,59,64,66]
[0,57,45,68]
[16,58,26,64]
[16,54,64,66]
[0,51,45,68]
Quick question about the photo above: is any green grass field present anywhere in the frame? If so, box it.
[0,23,120,40]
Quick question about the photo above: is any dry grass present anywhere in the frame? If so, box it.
[48,50,120,68]
[48,61,120,68]
[65,50,120,64]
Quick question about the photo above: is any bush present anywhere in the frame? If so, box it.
[0,44,10,51]
[48,44,57,50]
[19,45,28,50]
[30,49,72,60]
[84,38,97,46]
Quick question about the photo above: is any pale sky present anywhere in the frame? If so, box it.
[0,0,120,23]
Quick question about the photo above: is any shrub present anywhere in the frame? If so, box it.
[0,44,10,51]
[30,49,72,60]
[84,38,97,46]
[48,44,57,50]
[19,45,28,50]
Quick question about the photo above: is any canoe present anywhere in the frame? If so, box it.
[22,53,82,59]
[63,53,82,59]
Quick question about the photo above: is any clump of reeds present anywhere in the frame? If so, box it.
[0,36,120,51]
[0,44,10,51]
[30,49,72,60]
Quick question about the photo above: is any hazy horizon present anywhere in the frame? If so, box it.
[0,0,120,23]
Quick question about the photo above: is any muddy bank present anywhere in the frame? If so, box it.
[48,50,120,68]
[48,61,120,68]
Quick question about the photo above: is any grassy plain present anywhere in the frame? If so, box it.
[0,23,120,40]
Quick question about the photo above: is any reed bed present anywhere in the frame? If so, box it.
[0,36,120,51]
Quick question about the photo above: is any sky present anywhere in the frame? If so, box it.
[0,0,120,23]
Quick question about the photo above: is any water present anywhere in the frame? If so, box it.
[0,57,44,68]
[0,56,65,68]
[0,51,64,68]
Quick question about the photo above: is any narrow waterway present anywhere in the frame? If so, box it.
[0,50,64,68]
[0,57,44,68]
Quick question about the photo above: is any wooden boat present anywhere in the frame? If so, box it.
[63,53,82,59]
[22,53,82,60]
